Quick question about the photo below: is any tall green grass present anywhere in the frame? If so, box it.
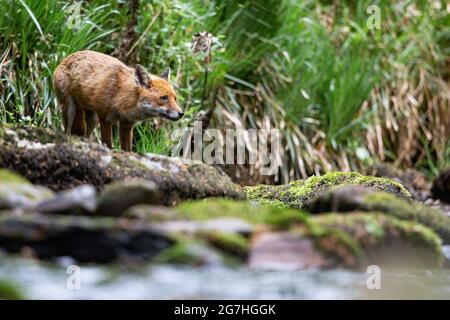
[0,0,117,127]
[0,0,448,181]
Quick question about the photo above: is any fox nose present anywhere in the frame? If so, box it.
[178,112,184,118]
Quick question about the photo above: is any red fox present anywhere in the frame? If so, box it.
[53,50,183,151]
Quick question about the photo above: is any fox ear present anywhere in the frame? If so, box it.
[160,67,170,81]
[135,64,152,88]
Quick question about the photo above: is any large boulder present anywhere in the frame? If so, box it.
[244,171,411,209]
[0,126,242,205]
[308,185,450,244]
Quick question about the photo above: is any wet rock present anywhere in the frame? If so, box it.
[431,168,450,203]
[153,218,254,236]
[96,180,160,216]
[244,171,411,209]
[123,205,179,221]
[308,185,370,213]
[248,231,332,270]
[309,213,443,269]
[0,125,242,205]
[367,163,430,200]
[0,169,54,209]
[0,212,173,263]
[309,186,450,244]
[32,184,96,215]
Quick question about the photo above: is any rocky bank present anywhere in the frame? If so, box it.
[1,126,450,298]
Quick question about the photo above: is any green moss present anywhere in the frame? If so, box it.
[361,192,450,244]
[0,169,30,184]
[245,171,411,209]
[199,231,249,258]
[0,279,25,300]
[303,220,366,268]
[309,213,443,268]
[176,198,309,228]
[153,242,199,265]
[264,210,309,230]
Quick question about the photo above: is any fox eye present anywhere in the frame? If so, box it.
[161,95,169,102]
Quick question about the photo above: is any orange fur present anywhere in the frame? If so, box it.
[53,50,183,151]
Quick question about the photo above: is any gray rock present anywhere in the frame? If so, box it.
[442,245,450,268]
[0,212,173,263]
[0,169,53,209]
[123,204,179,221]
[96,179,161,216]
[307,184,371,213]
[32,184,96,215]
[367,163,430,201]
[154,217,254,236]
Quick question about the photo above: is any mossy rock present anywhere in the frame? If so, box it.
[197,230,249,258]
[0,169,30,184]
[0,125,242,205]
[96,179,161,216]
[244,171,411,209]
[153,236,234,266]
[153,242,203,265]
[0,169,54,209]
[175,198,309,225]
[309,186,450,244]
[307,213,443,268]
[0,279,25,300]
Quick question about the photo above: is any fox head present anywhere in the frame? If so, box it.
[133,64,183,121]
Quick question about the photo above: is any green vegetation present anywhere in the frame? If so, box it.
[245,171,411,209]
[175,197,309,225]
[0,169,30,184]
[198,231,249,258]
[0,279,25,300]
[1,0,448,180]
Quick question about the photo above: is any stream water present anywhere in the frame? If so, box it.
[1,256,449,299]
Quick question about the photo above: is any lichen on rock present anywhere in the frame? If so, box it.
[245,171,411,209]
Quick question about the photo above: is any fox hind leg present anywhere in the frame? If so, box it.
[71,104,86,137]
[84,109,98,138]
[61,96,77,135]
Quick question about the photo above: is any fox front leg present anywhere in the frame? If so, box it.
[99,117,113,149]
[119,122,134,152]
